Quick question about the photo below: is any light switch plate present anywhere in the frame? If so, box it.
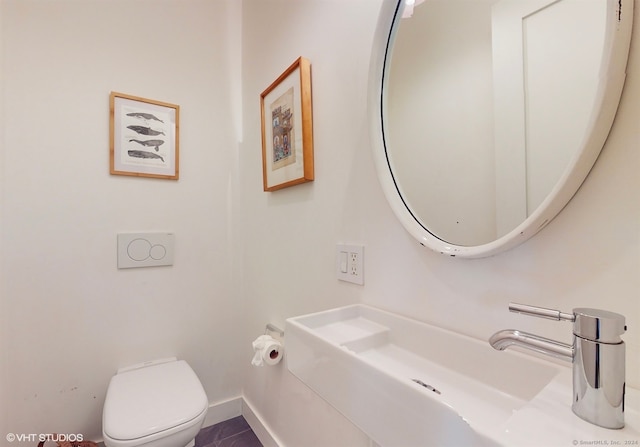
[117,233,174,269]
[336,244,364,285]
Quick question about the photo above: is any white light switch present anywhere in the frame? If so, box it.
[117,233,174,269]
[339,251,348,273]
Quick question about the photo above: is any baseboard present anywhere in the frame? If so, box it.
[202,396,243,428]
[203,395,282,447]
[96,396,278,447]
[95,397,242,446]
[241,397,282,447]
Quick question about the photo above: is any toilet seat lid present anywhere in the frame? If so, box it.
[103,360,208,441]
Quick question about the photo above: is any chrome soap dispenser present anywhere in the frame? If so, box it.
[490,303,626,429]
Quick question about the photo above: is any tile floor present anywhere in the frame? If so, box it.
[195,416,263,447]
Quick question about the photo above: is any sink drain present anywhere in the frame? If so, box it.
[412,378,441,394]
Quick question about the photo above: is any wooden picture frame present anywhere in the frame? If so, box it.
[110,92,179,180]
[260,57,314,191]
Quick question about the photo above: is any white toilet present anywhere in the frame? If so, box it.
[102,358,208,447]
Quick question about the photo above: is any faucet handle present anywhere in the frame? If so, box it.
[509,303,627,344]
[573,308,626,343]
[509,303,575,322]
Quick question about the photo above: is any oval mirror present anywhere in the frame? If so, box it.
[369,0,633,257]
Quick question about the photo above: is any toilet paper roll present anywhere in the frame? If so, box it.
[251,335,283,366]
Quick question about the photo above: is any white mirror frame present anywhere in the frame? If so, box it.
[369,0,634,258]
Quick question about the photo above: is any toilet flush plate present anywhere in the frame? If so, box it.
[117,232,174,269]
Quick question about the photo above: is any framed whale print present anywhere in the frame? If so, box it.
[110,92,180,180]
[260,57,314,191]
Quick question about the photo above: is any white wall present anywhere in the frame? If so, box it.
[1,0,638,446]
[240,1,639,446]
[0,0,243,441]
[240,1,384,444]
[0,0,7,440]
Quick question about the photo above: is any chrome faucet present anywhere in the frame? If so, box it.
[489,303,626,429]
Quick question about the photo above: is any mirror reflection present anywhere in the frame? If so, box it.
[385,0,606,246]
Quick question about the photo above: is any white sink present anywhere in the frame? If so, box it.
[286,304,640,447]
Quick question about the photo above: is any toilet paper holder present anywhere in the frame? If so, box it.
[265,323,284,339]
[252,324,285,367]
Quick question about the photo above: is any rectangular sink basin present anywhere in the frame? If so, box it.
[285,304,563,446]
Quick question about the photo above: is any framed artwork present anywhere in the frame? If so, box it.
[110,92,179,180]
[260,57,314,191]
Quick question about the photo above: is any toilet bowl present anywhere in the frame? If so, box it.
[102,358,208,447]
